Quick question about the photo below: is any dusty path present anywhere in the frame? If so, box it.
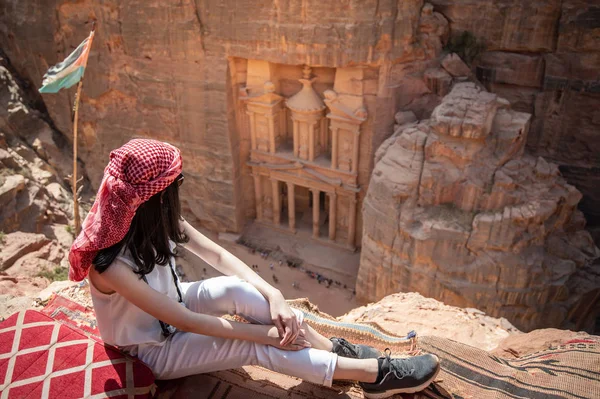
[178,231,360,317]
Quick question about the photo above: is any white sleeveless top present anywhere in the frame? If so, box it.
[89,245,185,350]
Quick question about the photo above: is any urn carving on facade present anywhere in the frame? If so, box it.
[286,66,327,162]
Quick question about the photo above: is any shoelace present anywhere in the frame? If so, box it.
[337,338,359,357]
[382,348,414,380]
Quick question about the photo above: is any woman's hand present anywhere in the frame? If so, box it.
[268,291,301,346]
[266,326,311,351]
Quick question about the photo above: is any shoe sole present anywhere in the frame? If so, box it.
[362,356,441,399]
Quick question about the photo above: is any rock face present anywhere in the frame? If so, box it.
[0,57,78,235]
[341,292,519,351]
[0,0,449,233]
[0,232,50,271]
[357,83,600,332]
[0,56,77,313]
[429,0,600,246]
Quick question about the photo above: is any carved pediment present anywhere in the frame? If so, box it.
[324,90,367,124]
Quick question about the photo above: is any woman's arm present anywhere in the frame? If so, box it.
[180,219,300,345]
[91,261,309,350]
[180,219,278,299]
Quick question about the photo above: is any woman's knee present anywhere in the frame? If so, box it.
[205,276,265,312]
[221,276,264,305]
[184,275,272,321]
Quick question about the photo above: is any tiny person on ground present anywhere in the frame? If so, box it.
[70,139,440,398]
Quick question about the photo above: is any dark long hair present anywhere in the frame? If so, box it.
[93,177,189,276]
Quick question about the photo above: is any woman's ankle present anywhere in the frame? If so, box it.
[333,357,379,382]
[303,322,334,351]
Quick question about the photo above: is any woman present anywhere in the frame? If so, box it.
[69,139,439,398]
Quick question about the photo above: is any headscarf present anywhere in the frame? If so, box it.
[68,139,182,281]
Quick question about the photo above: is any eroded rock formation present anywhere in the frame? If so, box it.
[429,0,600,245]
[0,56,76,306]
[0,56,79,234]
[357,82,600,332]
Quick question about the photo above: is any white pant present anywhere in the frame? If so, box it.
[135,276,338,386]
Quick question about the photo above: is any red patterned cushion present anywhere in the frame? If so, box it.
[0,310,155,398]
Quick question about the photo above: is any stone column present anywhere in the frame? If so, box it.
[248,112,257,150]
[308,123,315,161]
[282,109,288,141]
[347,196,357,247]
[331,127,338,169]
[352,132,360,174]
[267,115,276,154]
[320,118,328,154]
[312,189,320,238]
[271,179,280,225]
[328,192,337,241]
[293,120,299,157]
[253,174,263,220]
[287,182,296,232]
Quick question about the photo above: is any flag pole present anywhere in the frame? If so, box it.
[71,22,96,236]
[72,80,82,236]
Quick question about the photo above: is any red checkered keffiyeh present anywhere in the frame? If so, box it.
[68,139,182,281]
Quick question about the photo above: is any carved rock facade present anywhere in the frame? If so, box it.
[0,0,448,234]
[239,64,368,249]
[357,83,600,332]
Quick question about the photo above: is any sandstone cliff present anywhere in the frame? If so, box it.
[357,82,600,332]
[429,0,600,245]
[2,0,597,252]
[0,0,449,233]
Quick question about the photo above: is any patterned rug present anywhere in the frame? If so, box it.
[40,294,101,341]
[0,309,155,398]
[419,336,600,399]
[288,299,419,355]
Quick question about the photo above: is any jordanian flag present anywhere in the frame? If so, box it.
[39,31,95,94]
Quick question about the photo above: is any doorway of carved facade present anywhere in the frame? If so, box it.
[279,183,330,239]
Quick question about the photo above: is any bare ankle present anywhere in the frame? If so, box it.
[302,321,333,351]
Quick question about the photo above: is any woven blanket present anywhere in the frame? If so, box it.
[288,299,419,355]
[41,294,100,340]
[0,308,155,398]
[419,336,600,399]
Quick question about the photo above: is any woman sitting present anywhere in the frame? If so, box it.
[69,139,440,398]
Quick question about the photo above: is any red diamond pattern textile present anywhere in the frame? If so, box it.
[0,310,155,398]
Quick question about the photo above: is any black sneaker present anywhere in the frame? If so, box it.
[330,337,380,359]
[360,349,440,398]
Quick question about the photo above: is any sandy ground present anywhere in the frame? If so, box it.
[177,230,360,317]
[0,225,361,319]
